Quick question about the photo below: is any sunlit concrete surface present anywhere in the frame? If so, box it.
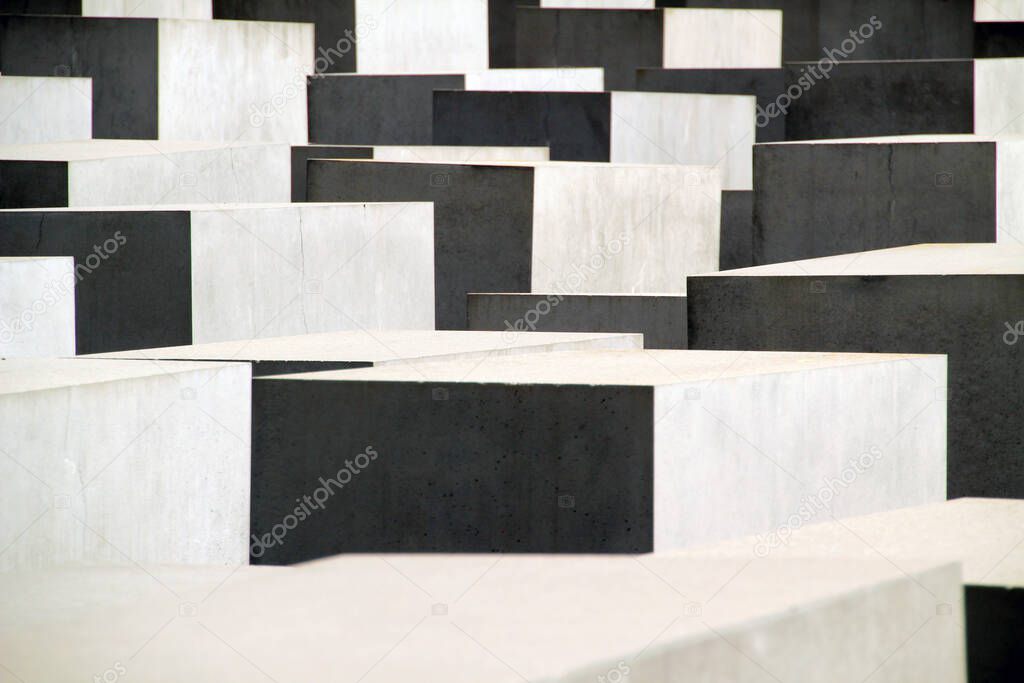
[0,257,75,357]
[663,9,782,69]
[0,75,91,144]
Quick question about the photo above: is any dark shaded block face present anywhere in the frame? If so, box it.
[976,22,1024,58]
[0,211,192,354]
[0,0,81,12]
[0,162,68,209]
[719,190,753,270]
[783,61,974,141]
[307,160,534,330]
[0,15,158,139]
[753,143,997,264]
[515,8,663,89]
[636,68,785,142]
[308,75,466,146]
[488,0,539,68]
[468,294,686,349]
[251,379,655,562]
[686,274,1024,498]
[965,585,1024,681]
[432,91,612,162]
[213,0,357,73]
[289,145,373,201]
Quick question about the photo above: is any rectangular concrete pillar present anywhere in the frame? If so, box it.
[687,243,1024,499]
[0,76,92,144]
[0,257,75,357]
[0,203,434,353]
[307,159,719,328]
[0,358,251,569]
[251,349,945,562]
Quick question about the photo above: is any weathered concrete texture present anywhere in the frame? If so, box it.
[0,556,963,682]
[635,67,785,142]
[0,76,92,145]
[251,350,944,561]
[751,137,1009,265]
[678,498,1024,682]
[975,58,1024,136]
[307,159,719,328]
[0,0,81,12]
[83,0,211,17]
[720,190,753,270]
[488,0,539,68]
[687,243,1024,499]
[975,22,1024,58]
[976,0,1024,21]
[468,293,687,348]
[0,203,434,353]
[0,358,250,570]
[94,330,642,375]
[433,91,754,189]
[0,257,75,357]
[464,67,605,91]
[782,60,974,141]
[662,9,781,68]
[0,141,292,208]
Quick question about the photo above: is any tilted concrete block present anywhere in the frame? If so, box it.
[687,243,1024,499]
[0,257,75,357]
[0,203,434,353]
[0,141,292,208]
[308,159,720,328]
[0,358,251,570]
[250,349,945,562]
[0,76,92,144]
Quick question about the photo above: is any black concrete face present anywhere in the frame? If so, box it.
[0,15,158,139]
[975,22,1024,58]
[783,60,974,141]
[488,0,539,68]
[251,378,654,562]
[515,7,663,90]
[212,0,358,73]
[753,142,998,264]
[0,210,192,354]
[308,74,465,146]
[0,0,81,12]
[965,584,1024,681]
[307,160,535,330]
[290,145,373,201]
[686,274,1024,499]
[432,90,612,162]
[636,68,785,143]
[720,190,753,270]
[467,293,686,349]
[0,162,69,210]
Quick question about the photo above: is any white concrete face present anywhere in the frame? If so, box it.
[188,203,435,342]
[355,0,488,74]
[0,76,92,144]
[663,9,783,69]
[975,59,1024,138]
[0,359,250,570]
[0,257,76,358]
[158,19,314,143]
[996,140,1024,244]
[541,0,654,6]
[610,91,756,190]
[976,0,1024,21]
[371,145,549,162]
[653,355,947,550]
[82,0,212,18]
[531,162,719,293]
[464,68,605,92]
[0,555,963,682]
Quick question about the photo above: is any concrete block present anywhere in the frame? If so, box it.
[464,67,605,91]
[0,76,92,144]
[433,90,755,189]
[0,554,963,682]
[0,15,312,141]
[0,140,292,208]
[977,1,1024,21]
[0,203,434,353]
[515,7,780,89]
[975,22,1024,58]
[83,0,212,17]
[679,498,1024,682]
[750,136,1024,265]
[976,58,1024,137]
[93,329,643,376]
[251,349,945,561]
[687,243,1024,499]
[489,0,539,68]
[307,159,720,328]
[0,358,250,569]
[468,293,687,348]
[0,257,75,357]
[719,189,753,270]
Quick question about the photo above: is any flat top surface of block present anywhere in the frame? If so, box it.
[706,244,1024,277]
[0,358,241,395]
[92,330,642,363]
[0,139,287,161]
[682,498,1024,587]
[318,158,715,172]
[269,349,933,386]
[0,201,422,214]
[763,133,1010,146]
